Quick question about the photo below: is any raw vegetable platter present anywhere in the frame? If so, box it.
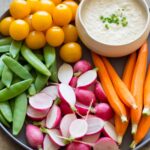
[0,1,150,150]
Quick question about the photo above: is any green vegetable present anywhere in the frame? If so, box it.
[9,40,22,58]
[0,102,12,122]
[0,37,12,46]
[21,45,51,76]
[49,60,58,82]
[0,45,10,53]
[44,45,56,68]
[24,64,32,72]
[9,100,15,115]
[13,93,27,135]
[0,56,5,77]
[35,53,44,61]
[2,55,32,80]
[0,112,10,128]
[12,76,21,84]
[0,81,5,90]
[28,83,36,96]
[0,79,32,102]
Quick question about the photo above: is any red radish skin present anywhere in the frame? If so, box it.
[29,93,53,111]
[26,124,44,149]
[94,103,114,121]
[60,113,77,137]
[60,102,73,115]
[82,133,100,143]
[94,82,107,102]
[75,88,96,106]
[94,137,119,150]
[43,135,60,150]
[46,105,61,129]
[58,63,73,84]
[69,76,78,88]
[27,105,49,121]
[75,102,89,116]
[67,142,91,150]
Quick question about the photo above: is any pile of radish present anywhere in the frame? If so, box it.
[26,60,119,150]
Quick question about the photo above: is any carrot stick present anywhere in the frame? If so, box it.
[143,64,150,115]
[122,52,137,89]
[92,52,127,122]
[131,41,148,134]
[102,57,137,109]
[130,115,150,149]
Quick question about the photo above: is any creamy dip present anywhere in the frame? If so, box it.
[82,0,147,45]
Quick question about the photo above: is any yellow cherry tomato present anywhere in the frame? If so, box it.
[27,0,40,13]
[60,42,82,63]
[26,31,46,49]
[9,19,29,41]
[51,0,62,5]
[63,1,78,21]
[24,15,33,32]
[52,4,72,26]
[38,0,55,15]
[63,24,78,43]
[0,17,14,36]
[46,26,64,47]
[10,0,31,19]
[32,11,52,31]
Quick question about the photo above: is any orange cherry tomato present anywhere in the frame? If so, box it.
[10,0,31,19]
[51,0,62,5]
[0,17,14,36]
[46,26,64,47]
[27,0,40,13]
[24,15,33,32]
[32,11,52,31]
[26,31,46,49]
[9,19,29,41]
[52,4,72,26]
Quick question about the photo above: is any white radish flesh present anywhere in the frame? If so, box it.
[58,63,73,84]
[46,105,61,129]
[67,142,91,150]
[82,133,100,143]
[77,70,97,88]
[69,119,88,138]
[60,113,77,137]
[75,102,89,116]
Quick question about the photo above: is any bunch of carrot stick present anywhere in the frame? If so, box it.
[92,41,150,149]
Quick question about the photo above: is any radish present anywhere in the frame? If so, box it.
[75,88,96,106]
[29,93,53,111]
[93,137,119,150]
[77,70,97,88]
[47,129,66,146]
[67,142,91,150]
[74,60,92,75]
[94,82,107,102]
[82,133,100,143]
[93,103,114,121]
[58,83,76,110]
[86,115,104,135]
[41,85,59,100]
[75,102,89,116]
[69,119,88,139]
[46,105,61,129]
[26,124,44,149]
[103,122,117,142]
[43,135,60,150]
[60,102,73,115]
[58,63,73,84]
[69,76,78,88]
[27,105,49,120]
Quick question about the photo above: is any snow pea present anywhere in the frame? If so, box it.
[0,79,32,102]
[0,112,10,128]
[13,93,27,135]
[0,56,5,77]
[0,37,12,46]
[0,81,5,90]
[0,45,10,53]
[9,100,15,115]
[28,83,36,96]
[21,45,51,76]
[49,60,58,82]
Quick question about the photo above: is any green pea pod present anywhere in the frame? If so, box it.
[44,45,56,68]
[35,73,49,92]
[0,112,10,128]
[0,45,10,53]
[28,83,36,96]
[49,60,58,83]
[0,79,32,102]
[21,45,51,76]
[0,56,5,77]
[9,100,15,115]
[2,55,32,80]
[24,64,32,72]
[9,40,22,58]
[2,65,13,88]
[35,53,44,61]
[13,93,27,135]
[0,37,12,46]
[0,81,5,90]
[0,102,12,122]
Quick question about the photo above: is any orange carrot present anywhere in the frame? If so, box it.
[92,52,127,122]
[122,52,137,89]
[143,64,150,115]
[131,41,148,134]
[102,57,137,109]
[130,115,150,149]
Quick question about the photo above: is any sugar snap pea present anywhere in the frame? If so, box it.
[28,83,36,96]
[44,45,56,68]
[49,60,58,82]
[0,79,32,102]
[0,102,12,122]
[0,112,10,128]
[13,93,27,135]
[21,45,51,76]
[0,37,12,46]
[0,81,5,90]
[0,45,10,53]
[9,100,15,115]
[0,56,5,77]
[2,55,32,80]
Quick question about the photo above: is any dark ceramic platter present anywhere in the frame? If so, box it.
[0,10,150,150]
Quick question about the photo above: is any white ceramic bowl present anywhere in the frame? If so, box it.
[76,0,150,57]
